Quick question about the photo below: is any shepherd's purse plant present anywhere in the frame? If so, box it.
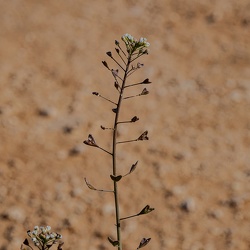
[21,33,154,250]
[83,33,154,250]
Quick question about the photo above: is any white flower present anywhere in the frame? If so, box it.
[40,226,46,233]
[139,37,146,43]
[32,237,38,243]
[122,33,135,45]
[32,230,38,236]
[35,241,40,246]
[50,233,56,239]
[139,37,150,47]
[28,225,62,247]
[121,33,150,53]
[56,233,62,239]
[127,34,134,41]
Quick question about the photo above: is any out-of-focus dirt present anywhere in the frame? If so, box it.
[0,1,250,249]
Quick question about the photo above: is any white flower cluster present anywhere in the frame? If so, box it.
[139,37,150,48]
[121,33,150,53]
[121,33,134,43]
[27,225,62,247]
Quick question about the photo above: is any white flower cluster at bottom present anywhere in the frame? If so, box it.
[27,225,62,247]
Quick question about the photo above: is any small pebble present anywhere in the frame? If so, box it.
[6,206,25,223]
[180,198,196,212]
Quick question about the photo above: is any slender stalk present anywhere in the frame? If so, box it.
[120,214,138,221]
[112,54,132,250]
[111,57,125,72]
[97,146,113,155]
[117,139,137,144]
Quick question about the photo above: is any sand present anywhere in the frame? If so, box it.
[0,1,250,249]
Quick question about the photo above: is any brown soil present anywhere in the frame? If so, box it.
[0,1,250,250]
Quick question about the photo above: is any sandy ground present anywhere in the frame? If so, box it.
[0,1,250,249]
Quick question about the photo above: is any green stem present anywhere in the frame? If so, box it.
[112,54,132,250]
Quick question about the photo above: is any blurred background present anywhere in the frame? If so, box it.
[0,0,250,249]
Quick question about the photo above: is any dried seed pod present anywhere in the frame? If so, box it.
[110,175,123,182]
[138,205,155,215]
[137,62,144,68]
[108,237,119,246]
[102,61,110,69]
[129,161,138,174]
[84,178,97,190]
[140,88,149,96]
[137,131,149,141]
[106,51,112,57]
[83,134,98,147]
[112,69,119,77]
[137,238,151,249]
[114,82,120,90]
[131,116,139,122]
[142,78,151,84]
